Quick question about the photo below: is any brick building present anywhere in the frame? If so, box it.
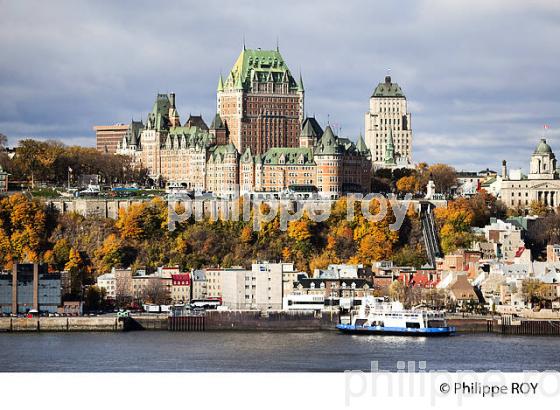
[217,47,304,155]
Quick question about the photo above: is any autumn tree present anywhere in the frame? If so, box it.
[454,190,506,228]
[529,200,548,217]
[521,279,546,306]
[396,175,419,194]
[435,199,475,254]
[350,199,399,265]
[0,193,47,265]
[65,247,88,296]
[421,164,457,195]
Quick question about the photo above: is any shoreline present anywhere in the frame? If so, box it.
[1,315,559,336]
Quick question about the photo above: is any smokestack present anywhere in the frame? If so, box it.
[502,160,507,179]
[169,93,176,109]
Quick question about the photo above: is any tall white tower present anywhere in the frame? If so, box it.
[364,75,412,167]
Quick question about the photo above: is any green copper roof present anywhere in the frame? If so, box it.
[241,147,253,163]
[356,133,368,153]
[297,72,304,92]
[301,117,323,138]
[208,143,239,163]
[372,76,405,98]
[217,74,224,92]
[164,125,214,149]
[210,113,225,130]
[125,120,144,146]
[534,138,553,154]
[146,93,172,131]
[314,126,343,155]
[225,48,299,92]
[262,147,315,166]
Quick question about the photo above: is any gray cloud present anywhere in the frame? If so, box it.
[1,0,559,172]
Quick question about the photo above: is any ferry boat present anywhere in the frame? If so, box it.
[336,297,456,336]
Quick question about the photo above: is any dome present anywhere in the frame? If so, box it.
[534,138,553,154]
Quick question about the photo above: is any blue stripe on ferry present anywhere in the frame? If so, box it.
[336,324,456,333]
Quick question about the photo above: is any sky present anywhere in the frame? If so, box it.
[1,0,560,172]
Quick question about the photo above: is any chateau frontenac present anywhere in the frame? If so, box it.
[116,48,372,198]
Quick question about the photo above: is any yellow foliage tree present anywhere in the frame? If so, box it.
[396,175,418,193]
[287,219,312,243]
[435,199,475,253]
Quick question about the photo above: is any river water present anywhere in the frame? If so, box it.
[0,331,558,372]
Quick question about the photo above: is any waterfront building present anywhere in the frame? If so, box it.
[191,270,207,300]
[204,268,225,299]
[171,273,191,304]
[364,75,413,167]
[0,263,61,314]
[97,267,172,305]
[292,277,374,306]
[218,267,252,310]
[217,47,304,155]
[0,165,9,192]
[131,271,172,305]
[219,262,300,311]
[96,273,116,299]
[500,138,560,210]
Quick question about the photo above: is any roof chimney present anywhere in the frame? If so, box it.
[385,75,391,84]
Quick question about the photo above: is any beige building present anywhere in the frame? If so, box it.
[205,268,225,299]
[220,262,300,310]
[96,272,116,299]
[547,244,560,262]
[97,267,172,305]
[364,75,413,167]
[501,138,560,210]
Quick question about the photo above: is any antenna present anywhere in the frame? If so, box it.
[276,36,279,51]
[242,34,246,50]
